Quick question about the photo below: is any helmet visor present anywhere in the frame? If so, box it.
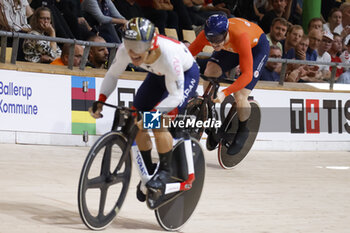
[206,32,227,44]
[124,39,152,54]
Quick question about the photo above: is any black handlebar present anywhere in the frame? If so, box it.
[92,101,136,113]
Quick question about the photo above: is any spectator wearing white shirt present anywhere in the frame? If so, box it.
[0,0,33,32]
[340,35,350,71]
[316,31,333,80]
[323,8,343,35]
[337,70,350,84]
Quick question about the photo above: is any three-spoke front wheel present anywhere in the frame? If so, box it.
[78,132,132,230]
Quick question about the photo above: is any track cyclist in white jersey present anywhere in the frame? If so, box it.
[89,17,200,202]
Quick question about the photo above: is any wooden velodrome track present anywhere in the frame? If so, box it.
[0,144,349,233]
[0,62,350,233]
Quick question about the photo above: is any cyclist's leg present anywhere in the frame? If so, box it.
[147,62,200,190]
[132,73,173,191]
[234,88,252,122]
[227,88,252,154]
[146,120,174,191]
[134,73,168,173]
[203,50,238,92]
[235,33,269,126]
[227,33,269,155]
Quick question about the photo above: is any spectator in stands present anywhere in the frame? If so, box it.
[295,34,309,61]
[337,70,350,84]
[55,0,94,40]
[307,29,322,61]
[184,0,231,31]
[50,43,83,66]
[285,34,309,82]
[307,17,324,33]
[86,35,109,69]
[281,24,303,59]
[113,0,144,20]
[287,0,302,25]
[260,45,281,81]
[211,0,236,17]
[323,8,343,35]
[197,0,231,18]
[135,0,178,36]
[30,0,74,39]
[339,3,350,39]
[23,7,61,63]
[227,0,260,22]
[321,0,341,22]
[340,2,350,28]
[286,33,333,83]
[317,31,333,63]
[0,0,33,32]
[183,0,206,28]
[315,31,333,81]
[287,31,331,83]
[81,0,128,43]
[328,33,344,78]
[172,0,196,41]
[340,36,350,69]
[0,0,33,60]
[253,0,269,21]
[259,0,291,33]
[266,17,288,52]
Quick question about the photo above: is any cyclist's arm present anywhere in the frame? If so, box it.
[222,33,253,96]
[98,45,130,102]
[188,30,210,56]
[156,57,184,113]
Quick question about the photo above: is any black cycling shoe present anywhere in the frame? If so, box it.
[136,163,157,202]
[227,127,249,155]
[146,170,177,210]
[146,170,172,193]
[136,181,146,202]
[206,131,218,151]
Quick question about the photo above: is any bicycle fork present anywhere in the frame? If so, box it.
[131,142,157,195]
[165,138,195,195]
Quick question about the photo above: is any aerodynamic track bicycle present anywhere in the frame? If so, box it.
[186,74,261,169]
[78,102,205,231]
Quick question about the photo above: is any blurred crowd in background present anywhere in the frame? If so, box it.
[1,0,350,84]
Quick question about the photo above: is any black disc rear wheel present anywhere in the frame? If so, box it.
[218,101,261,169]
[155,137,205,231]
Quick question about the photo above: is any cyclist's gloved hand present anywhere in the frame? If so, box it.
[89,101,103,119]
[213,91,225,104]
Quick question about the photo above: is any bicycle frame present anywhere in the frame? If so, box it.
[97,102,196,197]
[198,76,240,142]
[201,78,220,122]
[131,131,195,196]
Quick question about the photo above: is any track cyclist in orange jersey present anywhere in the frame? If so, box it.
[189,14,270,155]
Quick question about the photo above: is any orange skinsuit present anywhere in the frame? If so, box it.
[188,18,264,96]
